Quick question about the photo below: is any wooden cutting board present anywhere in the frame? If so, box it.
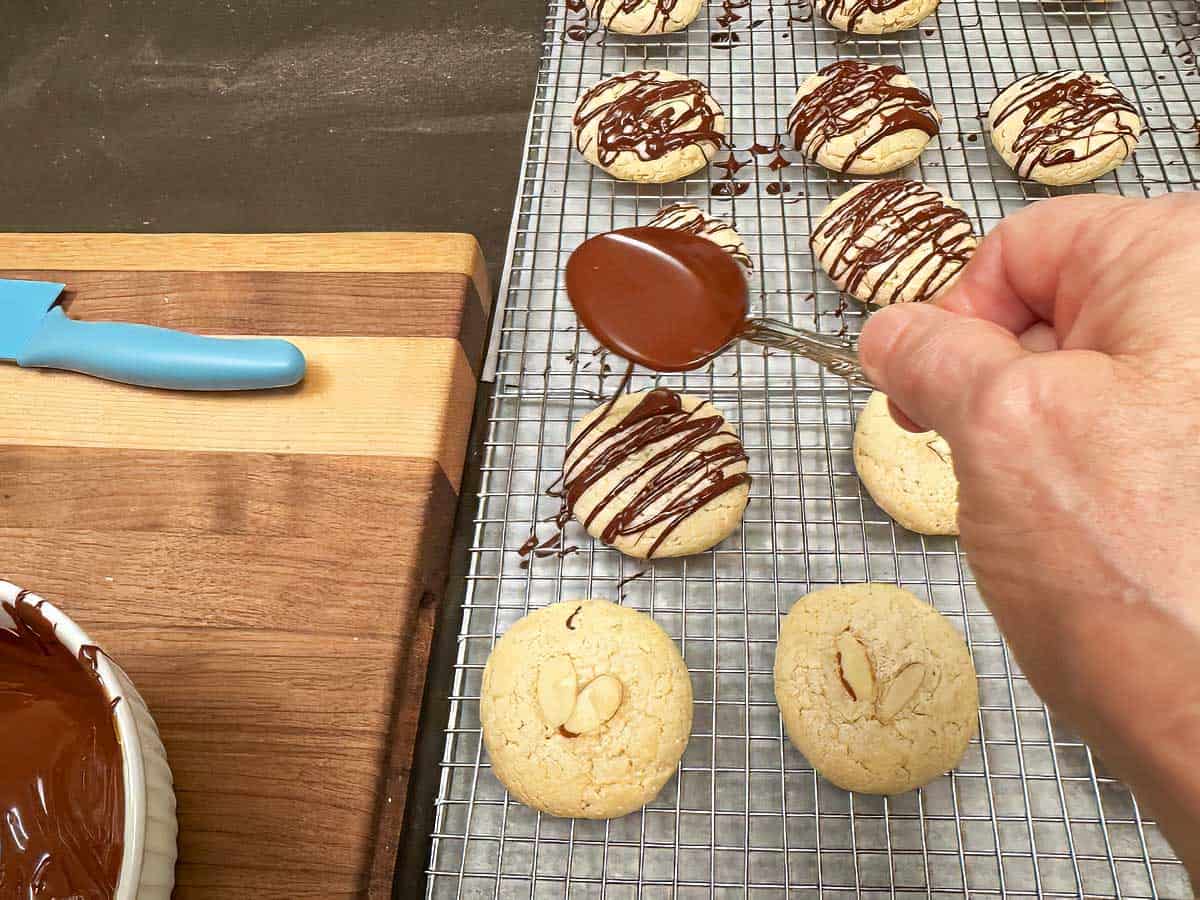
[0,234,489,899]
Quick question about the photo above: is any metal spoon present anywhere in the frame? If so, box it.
[565,227,871,386]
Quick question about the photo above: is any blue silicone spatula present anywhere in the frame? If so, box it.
[0,278,306,391]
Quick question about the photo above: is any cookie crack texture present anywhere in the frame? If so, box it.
[853,391,960,535]
[774,583,979,795]
[481,599,693,819]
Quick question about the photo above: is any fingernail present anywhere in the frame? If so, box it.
[858,306,905,386]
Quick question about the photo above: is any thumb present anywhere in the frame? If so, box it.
[859,303,1026,439]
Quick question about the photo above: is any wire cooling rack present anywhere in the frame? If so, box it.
[426,0,1200,895]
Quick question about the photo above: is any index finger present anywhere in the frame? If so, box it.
[936,194,1137,334]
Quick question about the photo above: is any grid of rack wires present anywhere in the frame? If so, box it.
[426,0,1200,895]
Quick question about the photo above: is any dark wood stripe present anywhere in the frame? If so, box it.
[366,459,457,897]
[0,447,452,538]
[0,269,487,373]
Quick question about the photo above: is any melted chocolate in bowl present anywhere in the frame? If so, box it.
[565,227,749,371]
[0,596,124,899]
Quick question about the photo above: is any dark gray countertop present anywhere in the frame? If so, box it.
[1,0,543,289]
[2,3,542,895]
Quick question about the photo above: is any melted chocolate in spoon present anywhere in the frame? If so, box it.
[566,227,746,371]
[565,227,870,383]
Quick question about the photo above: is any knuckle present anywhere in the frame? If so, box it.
[966,357,1057,442]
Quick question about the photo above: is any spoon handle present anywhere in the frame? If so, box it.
[740,318,873,387]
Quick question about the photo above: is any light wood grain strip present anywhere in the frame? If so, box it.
[0,234,490,308]
[0,336,477,491]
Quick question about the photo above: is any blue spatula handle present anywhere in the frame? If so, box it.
[17,307,306,391]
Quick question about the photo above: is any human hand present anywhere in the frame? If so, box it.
[859,192,1200,882]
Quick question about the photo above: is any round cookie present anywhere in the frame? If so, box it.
[481,599,693,818]
[988,70,1142,186]
[854,391,958,535]
[646,203,752,269]
[810,179,977,306]
[788,60,941,175]
[813,0,939,34]
[774,583,979,795]
[573,69,726,183]
[561,389,750,559]
[588,0,704,34]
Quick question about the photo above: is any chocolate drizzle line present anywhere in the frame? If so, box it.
[617,570,649,590]
[592,0,688,33]
[991,70,1140,179]
[810,179,975,305]
[646,203,754,269]
[787,60,940,172]
[574,70,725,167]
[550,388,750,558]
[814,0,911,32]
[565,0,601,41]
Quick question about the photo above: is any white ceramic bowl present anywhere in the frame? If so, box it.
[0,581,177,900]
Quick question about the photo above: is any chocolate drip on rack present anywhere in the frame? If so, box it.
[550,388,750,558]
[810,179,975,305]
[787,61,940,172]
[813,0,911,32]
[991,70,1140,178]
[574,70,725,166]
[646,203,753,269]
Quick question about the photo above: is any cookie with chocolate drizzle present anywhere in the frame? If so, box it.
[646,203,753,269]
[788,60,941,175]
[587,0,704,34]
[810,179,977,307]
[573,69,727,183]
[557,389,750,558]
[814,0,940,34]
[988,70,1142,186]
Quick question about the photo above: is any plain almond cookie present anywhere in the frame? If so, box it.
[813,0,940,34]
[774,583,979,795]
[988,69,1142,186]
[810,179,978,306]
[587,0,705,34]
[557,389,751,559]
[480,599,693,818]
[646,203,753,269]
[787,60,941,175]
[854,391,959,535]
[573,69,726,183]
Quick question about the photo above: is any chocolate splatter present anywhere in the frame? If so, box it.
[787,60,939,173]
[574,70,725,167]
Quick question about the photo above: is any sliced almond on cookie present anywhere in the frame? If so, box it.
[536,655,578,728]
[835,631,876,704]
[561,674,623,736]
[877,661,927,722]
